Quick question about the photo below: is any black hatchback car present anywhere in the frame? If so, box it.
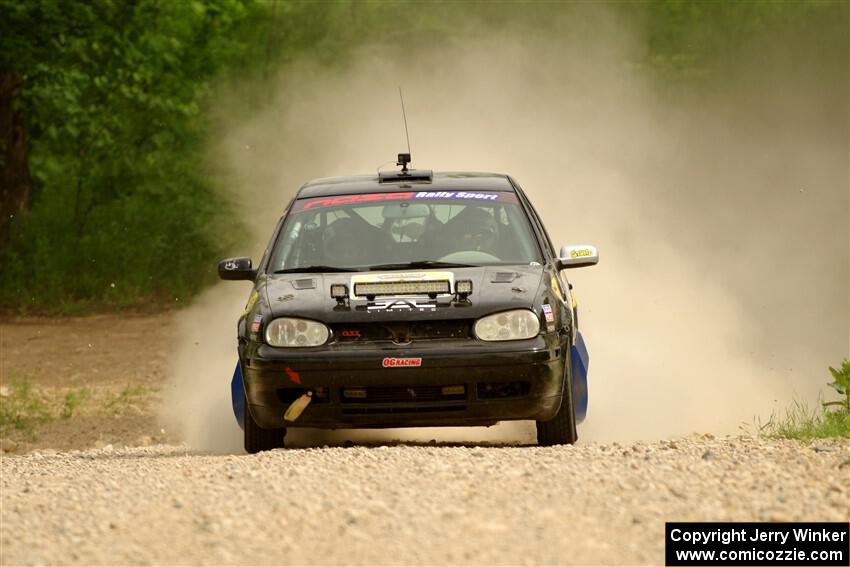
[220,161,598,453]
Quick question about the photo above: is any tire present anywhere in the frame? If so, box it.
[536,358,578,446]
[244,405,286,454]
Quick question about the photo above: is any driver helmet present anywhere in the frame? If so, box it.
[450,206,497,252]
[323,218,373,265]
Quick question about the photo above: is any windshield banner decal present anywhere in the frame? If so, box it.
[293,191,516,211]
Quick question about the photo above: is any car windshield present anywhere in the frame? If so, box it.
[268,190,542,272]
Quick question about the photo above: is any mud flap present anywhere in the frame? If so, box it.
[570,332,589,423]
[231,361,246,430]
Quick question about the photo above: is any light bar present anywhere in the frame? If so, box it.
[353,280,450,297]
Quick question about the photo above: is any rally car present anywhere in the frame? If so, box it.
[220,155,598,453]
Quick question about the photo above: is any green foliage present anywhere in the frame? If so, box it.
[104,383,149,414]
[60,387,91,419]
[0,372,151,440]
[0,373,52,438]
[757,360,850,441]
[0,0,256,312]
[824,358,850,413]
[757,398,850,441]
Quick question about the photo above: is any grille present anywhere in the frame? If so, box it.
[333,320,472,343]
[341,406,467,415]
[341,385,466,404]
[476,381,531,399]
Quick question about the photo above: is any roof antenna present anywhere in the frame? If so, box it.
[397,87,412,175]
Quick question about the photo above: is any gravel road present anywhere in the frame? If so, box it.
[1,436,847,566]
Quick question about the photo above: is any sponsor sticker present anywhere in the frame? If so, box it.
[542,303,556,331]
[352,271,454,284]
[367,298,437,312]
[292,191,518,212]
[412,191,500,201]
[340,329,361,337]
[250,314,263,333]
[297,192,415,211]
[382,357,422,368]
[570,248,593,258]
[550,276,564,302]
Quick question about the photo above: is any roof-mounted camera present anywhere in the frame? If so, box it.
[379,154,432,183]
[397,153,411,174]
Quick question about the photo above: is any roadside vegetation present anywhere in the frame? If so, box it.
[1,0,845,314]
[0,372,152,441]
[756,359,850,441]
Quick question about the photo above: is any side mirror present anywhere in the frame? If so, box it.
[556,245,599,269]
[218,257,256,281]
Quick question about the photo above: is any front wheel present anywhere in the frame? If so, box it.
[244,405,286,454]
[536,362,578,446]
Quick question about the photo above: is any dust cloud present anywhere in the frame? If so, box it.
[162,7,849,452]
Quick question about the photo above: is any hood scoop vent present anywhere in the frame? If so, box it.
[292,278,316,290]
[491,272,519,283]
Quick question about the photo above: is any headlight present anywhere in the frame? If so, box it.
[474,309,540,341]
[265,318,329,347]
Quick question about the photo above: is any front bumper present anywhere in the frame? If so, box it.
[242,335,567,429]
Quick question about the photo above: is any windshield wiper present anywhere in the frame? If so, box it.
[274,265,361,274]
[368,261,479,271]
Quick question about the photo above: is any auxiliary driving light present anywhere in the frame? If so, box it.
[455,279,473,297]
[330,284,349,301]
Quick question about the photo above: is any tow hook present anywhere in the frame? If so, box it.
[284,390,313,422]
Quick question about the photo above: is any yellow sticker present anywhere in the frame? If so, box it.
[571,289,577,310]
[244,291,259,316]
[570,248,593,258]
[550,276,564,303]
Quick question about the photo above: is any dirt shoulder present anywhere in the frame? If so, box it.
[0,314,175,452]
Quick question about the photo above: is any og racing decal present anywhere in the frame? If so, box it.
[382,357,422,368]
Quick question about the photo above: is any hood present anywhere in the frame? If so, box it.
[263,265,544,324]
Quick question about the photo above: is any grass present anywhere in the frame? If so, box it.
[0,373,53,439]
[103,383,149,414]
[756,399,850,442]
[0,372,152,441]
[60,388,91,419]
